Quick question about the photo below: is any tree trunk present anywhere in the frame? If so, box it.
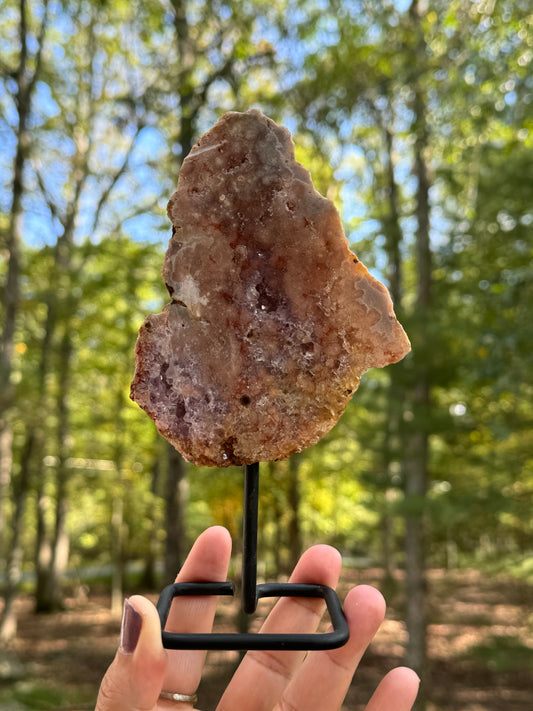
[380,118,405,582]
[0,423,13,553]
[35,328,73,612]
[380,489,397,582]
[110,482,125,614]
[33,292,64,610]
[35,469,52,611]
[149,2,198,587]
[0,14,27,410]
[0,0,49,410]
[402,5,433,704]
[141,452,162,589]
[164,443,187,581]
[0,8,49,637]
[287,453,302,570]
[32,12,96,607]
[109,383,129,613]
[51,328,72,594]
[404,117,431,683]
[0,430,34,641]
[382,125,403,305]
[171,0,196,163]
[271,485,283,575]
[404,419,429,671]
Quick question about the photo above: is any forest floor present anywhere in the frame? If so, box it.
[0,567,531,711]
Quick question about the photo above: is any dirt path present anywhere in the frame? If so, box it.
[2,568,531,710]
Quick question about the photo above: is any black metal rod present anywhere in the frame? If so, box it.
[242,462,260,613]
[156,459,351,651]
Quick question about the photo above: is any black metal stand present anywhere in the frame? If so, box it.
[156,463,349,651]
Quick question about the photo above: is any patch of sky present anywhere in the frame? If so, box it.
[391,0,411,13]
[135,126,167,159]
[186,0,206,25]
[0,5,17,25]
[49,1,76,37]
[26,32,40,55]
[131,162,160,190]
[281,115,299,137]
[91,50,109,99]
[0,172,15,212]
[392,163,417,200]
[341,189,368,224]
[48,131,76,159]
[31,82,60,124]
[399,214,417,245]
[22,207,61,247]
[123,212,167,245]
[505,91,517,106]
[76,192,119,244]
[1,77,18,122]
[207,79,238,114]
[0,118,16,163]
[252,5,302,64]
[51,42,66,61]
[334,145,366,181]
[346,215,385,261]
[0,36,13,64]
[314,14,341,48]
[94,18,117,40]
[430,224,448,248]
[280,38,309,72]
[219,3,232,20]
[277,65,307,93]
[370,249,388,283]
[337,117,358,142]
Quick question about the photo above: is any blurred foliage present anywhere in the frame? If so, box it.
[466,635,533,674]
[0,0,532,629]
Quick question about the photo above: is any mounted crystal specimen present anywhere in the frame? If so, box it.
[130,109,410,467]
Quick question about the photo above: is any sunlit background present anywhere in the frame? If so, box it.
[1,1,532,709]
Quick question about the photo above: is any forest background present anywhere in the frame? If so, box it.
[0,0,532,709]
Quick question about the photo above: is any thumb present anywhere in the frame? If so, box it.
[96,596,167,711]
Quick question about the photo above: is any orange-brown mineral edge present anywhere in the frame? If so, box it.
[130,109,410,467]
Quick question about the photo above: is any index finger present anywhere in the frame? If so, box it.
[161,526,232,697]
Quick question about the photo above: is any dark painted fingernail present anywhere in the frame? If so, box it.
[120,598,142,654]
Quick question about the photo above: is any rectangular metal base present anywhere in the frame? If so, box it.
[157,581,349,651]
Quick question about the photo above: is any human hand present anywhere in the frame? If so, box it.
[95,526,419,711]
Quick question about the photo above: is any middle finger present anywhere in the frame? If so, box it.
[216,544,342,711]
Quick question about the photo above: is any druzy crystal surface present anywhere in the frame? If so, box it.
[130,110,410,467]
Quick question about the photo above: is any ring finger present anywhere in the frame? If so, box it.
[276,585,386,711]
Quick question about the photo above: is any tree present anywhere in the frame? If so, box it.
[0,0,50,641]
[141,0,282,578]
[1,0,166,627]
[271,0,531,704]
[0,0,49,413]
[1,0,531,679]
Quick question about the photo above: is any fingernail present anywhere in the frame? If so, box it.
[120,598,142,654]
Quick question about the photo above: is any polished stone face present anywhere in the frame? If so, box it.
[130,110,410,467]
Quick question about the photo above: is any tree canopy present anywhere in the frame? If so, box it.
[1,0,532,701]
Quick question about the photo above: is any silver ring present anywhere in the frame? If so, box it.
[159,690,198,705]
